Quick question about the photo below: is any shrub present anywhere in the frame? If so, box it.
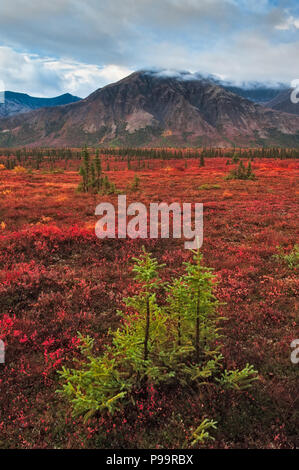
[226,161,255,180]
[199,184,221,190]
[216,364,259,391]
[77,147,117,194]
[58,248,258,434]
[190,418,218,446]
[13,165,27,174]
[130,174,140,191]
[273,245,299,270]
[101,175,117,195]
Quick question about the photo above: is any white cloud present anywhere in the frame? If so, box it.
[139,33,299,85]
[275,15,299,30]
[42,60,133,97]
[0,46,132,97]
[192,33,299,84]
[0,1,299,95]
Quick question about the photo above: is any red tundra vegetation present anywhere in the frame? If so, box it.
[0,152,298,449]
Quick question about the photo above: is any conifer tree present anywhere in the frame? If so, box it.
[166,277,189,346]
[200,151,205,167]
[78,165,87,192]
[83,146,90,184]
[182,251,221,363]
[58,249,258,424]
[94,149,102,192]
[226,160,255,180]
[129,248,165,362]
[130,174,140,191]
[90,162,96,193]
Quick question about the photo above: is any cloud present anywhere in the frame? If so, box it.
[0,47,132,97]
[138,33,299,86]
[0,0,299,95]
[41,60,133,97]
[189,33,299,85]
[0,47,63,96]
[275,15,299,30]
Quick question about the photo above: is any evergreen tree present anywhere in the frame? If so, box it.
[58,249,258,424]
[182,251,221,363]
[199,152,205,167]
[94,149,102,192]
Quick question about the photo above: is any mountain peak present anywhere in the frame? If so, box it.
[0,91,81,118]
[0,71,298,147]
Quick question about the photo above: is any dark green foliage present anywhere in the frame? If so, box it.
[232,152,240,163]
[199,151,205,167]
[226,160,256,180]
[273,244,299,269]
[77,147,117,194]
[94,149,102,192]
[199,184,221,190]
[101,175,117,195]
[129,174,140,191]
[58,249,258,429]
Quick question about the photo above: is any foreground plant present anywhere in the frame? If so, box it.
[77,147,117,194]
[58,248,258,439]
[190,418,218,446]
[226,160,255,180]
[273,244,299,270]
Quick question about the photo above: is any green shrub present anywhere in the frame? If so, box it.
[199,184,221,190]
[226,161,255,180]
[216,364,259,391]
[190,418,218,446]
[101,175,118,195]
[77,147,117,194]
[273,245,299,269]
[57,248,258,434]
[129,174,140,192]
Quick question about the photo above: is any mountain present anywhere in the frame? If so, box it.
[224,83,299,116]
[264,89,299,116]
[0,91,81,118]
[222,85,286,104]
[0,71,299,147]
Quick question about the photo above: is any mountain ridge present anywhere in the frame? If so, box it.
[0,91,81,118]
[0,71,298,147]
[263,89,299,116]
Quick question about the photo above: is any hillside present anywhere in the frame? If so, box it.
[0,91,81,118]
[264,89,299,116]
[0,71,299,147]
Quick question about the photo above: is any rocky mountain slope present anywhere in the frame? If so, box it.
[0,91,81,118]
[0,71,298,147]
[264,89,299,116]
[223,85,285,104]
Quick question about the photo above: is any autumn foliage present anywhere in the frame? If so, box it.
[0,152,298,448]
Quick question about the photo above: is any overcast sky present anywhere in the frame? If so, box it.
[0,0,299,98]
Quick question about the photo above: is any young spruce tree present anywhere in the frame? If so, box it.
[58,248,258,425]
